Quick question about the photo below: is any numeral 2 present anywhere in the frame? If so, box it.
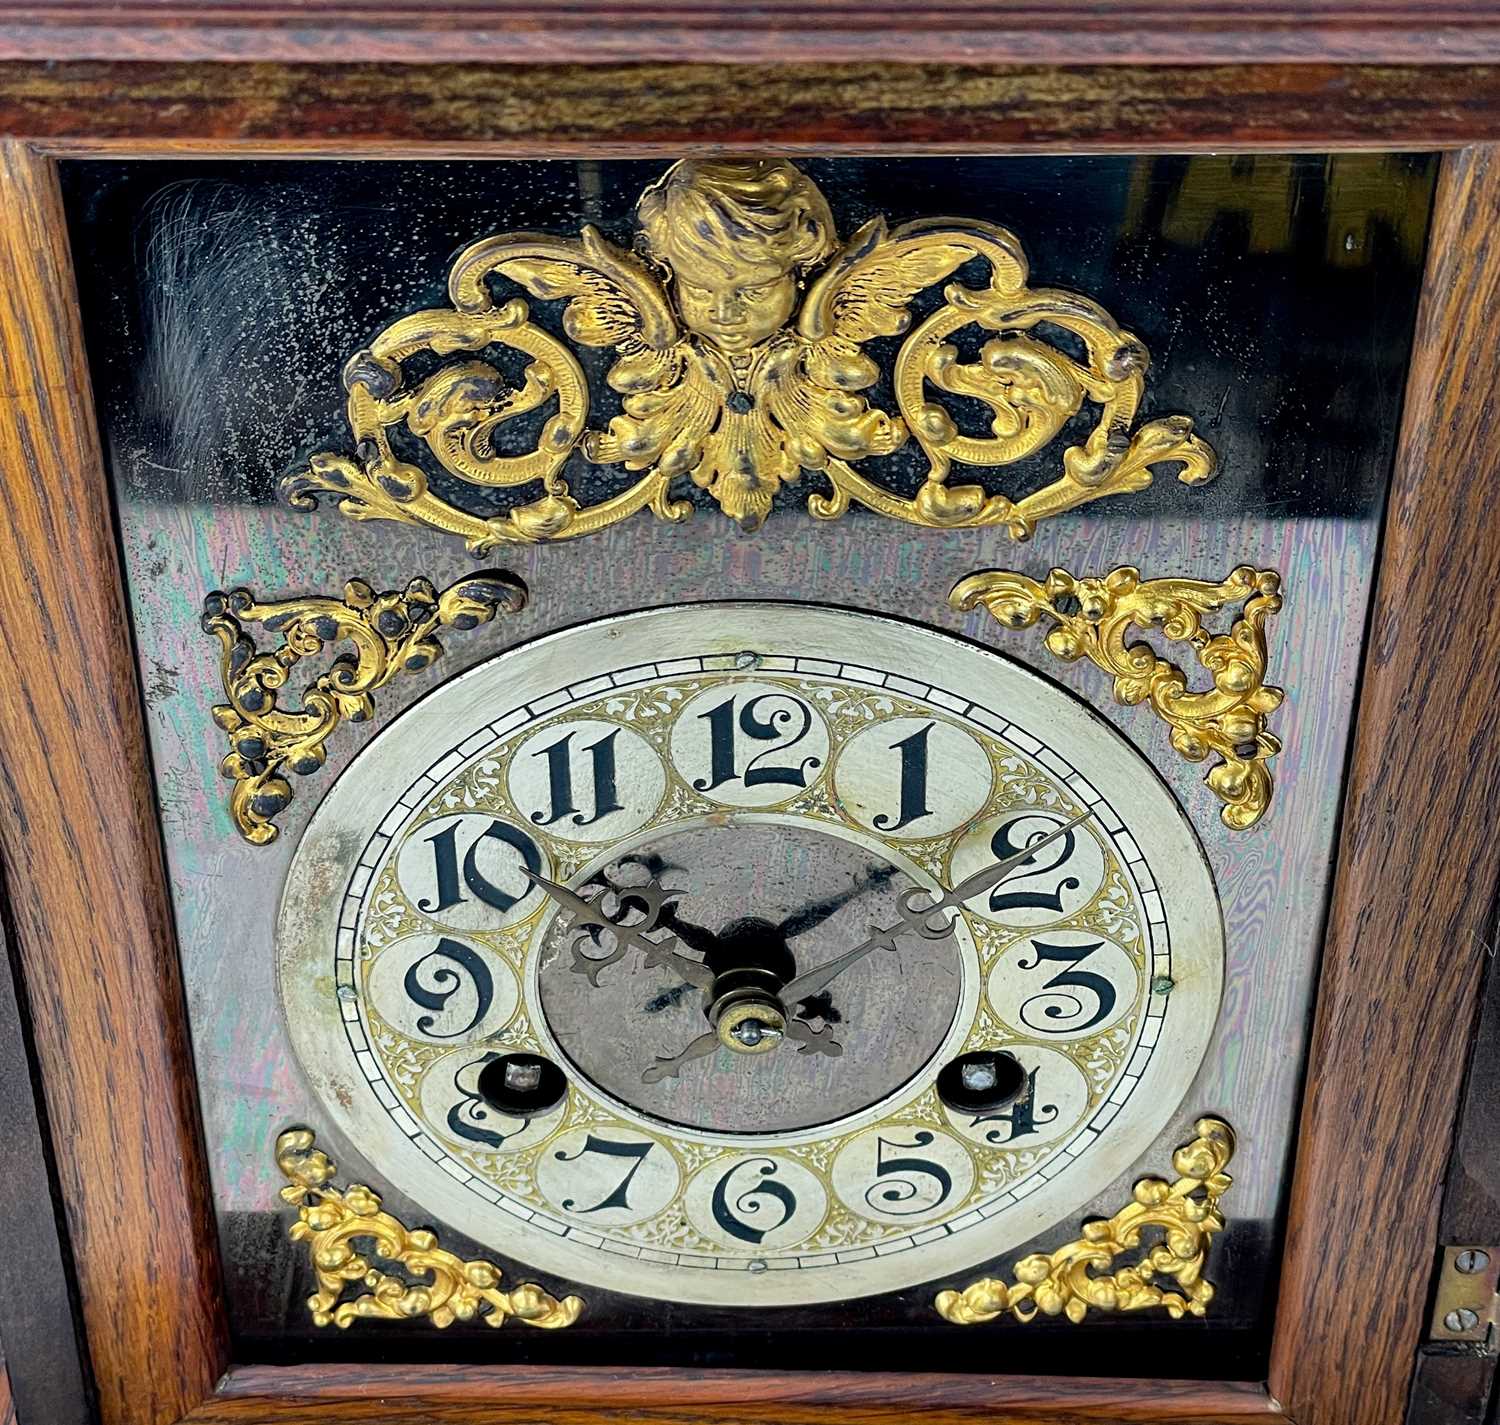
[987,819,1082,914]
[693,694,821,792]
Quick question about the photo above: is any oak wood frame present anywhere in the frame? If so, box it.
[2,59,1500,1425]
[5,2,1500,66]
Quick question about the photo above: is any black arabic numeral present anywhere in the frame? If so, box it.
[874,721,933,832]
[1017,937,1117,1033]
[555,1135,656,1214]
[971,1066,1060,1145]
[693,694,821,792]
[418,818,544,915]
[446,1054,532,1148]
[403,936,494,1037]
[711,1158,798,1244]
[529,728,625,828]
[863,1131,953,1215]
[987,817,1082,914]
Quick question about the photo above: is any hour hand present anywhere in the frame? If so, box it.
[637,938,715,992]
[524,870,713,991]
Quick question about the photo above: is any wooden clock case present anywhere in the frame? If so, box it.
[0,14,1499,1425]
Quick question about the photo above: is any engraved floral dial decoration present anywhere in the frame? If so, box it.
[277,604,1224,1308]
[282,159,1216,549]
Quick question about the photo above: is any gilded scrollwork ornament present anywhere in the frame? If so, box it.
[283,159,1215,550]
[935,1116,1234,1326]
[276,1128,583,1330]
[203,571,526,844]
[951,565,1284,829]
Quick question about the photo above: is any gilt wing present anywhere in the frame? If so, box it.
[449,225,679,355]
[798,217,988,345]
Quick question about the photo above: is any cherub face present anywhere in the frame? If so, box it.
[673,271,799,353]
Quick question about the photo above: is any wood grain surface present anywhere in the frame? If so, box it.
[1268,145,1500,1425]
[2,0,1500,65]
[184,1363,1281,1425]
[5,61,1500,156]
[0,141,228,1425]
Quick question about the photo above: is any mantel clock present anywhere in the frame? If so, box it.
[1,98,1496,1425]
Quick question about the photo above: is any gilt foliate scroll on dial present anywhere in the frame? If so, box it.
[278,606,1224,1307]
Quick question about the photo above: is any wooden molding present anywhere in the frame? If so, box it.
[1269,144,1500,1425]
[0,141,229,1425]
[181,1363,1283,1424]
[2,2,1500,65]
[5,61,1500,156]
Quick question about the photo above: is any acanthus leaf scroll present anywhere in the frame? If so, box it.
[203,571,526,845]
[951,565,1284,830]
[934,1116,1235,1326]
[283,160,1216,550]
[276,1128,583,1331]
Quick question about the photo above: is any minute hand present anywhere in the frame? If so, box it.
[777,809,1093,1006]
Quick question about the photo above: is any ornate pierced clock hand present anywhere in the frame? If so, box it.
[778,809,1094,1006]
[613,854,723,957]
[642,809,1093,1081]
[784,1018,842,1058]
[523,871,714,992]
[641,1030,721,1083]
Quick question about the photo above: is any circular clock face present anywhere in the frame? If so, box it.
[278,603,1223,1306]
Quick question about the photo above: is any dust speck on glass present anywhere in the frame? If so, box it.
[61,152,1435,1377]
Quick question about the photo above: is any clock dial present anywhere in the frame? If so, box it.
[278,603,1223,1306]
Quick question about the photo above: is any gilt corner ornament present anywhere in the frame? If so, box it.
[951,565,1284,830]
[935,1115,1235,1326]
[203,571,527,845]
[276,1127,583,1330]
[282,159,1216,551]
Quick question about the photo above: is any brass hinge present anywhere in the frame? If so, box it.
[1428,1247,1499,1349]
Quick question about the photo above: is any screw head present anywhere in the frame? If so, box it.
[961,1060,999,1093]
[503,1059,543,1093]
[1151,976,1175,996]
[1444,1307,1481,1333]
[734,650,761,670]
[714,995,786,1055]
[1455,1249,1490,1274]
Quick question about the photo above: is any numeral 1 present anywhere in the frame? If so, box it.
[418,819,543,915]
[528,728,624,828]
[874,721,934,832]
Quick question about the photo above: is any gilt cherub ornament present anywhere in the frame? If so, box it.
[286,159,1215,550]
